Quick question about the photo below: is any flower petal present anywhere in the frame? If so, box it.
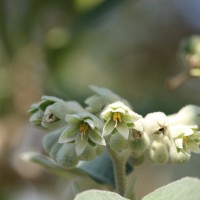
[123,112,142,123]
[75,133,88,156]
[59,125,78,143]
[49,102,70,120]
[189,131,200,139]
[175,138,183,149]
[113,107,126,114]
[116,121,129,140]
[184,128,194,136]
[102,119,115,136]
[65,114,81,124]
[101,109,113,120]
[84,118,95,129]
[187,141,200,153]
[88,129,106,145]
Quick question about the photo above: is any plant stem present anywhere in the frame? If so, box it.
[107,145,130,196]
[124,173,137,200]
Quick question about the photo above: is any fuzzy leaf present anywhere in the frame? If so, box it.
[20,152,83,177]
[74,189,129,200]
[142,177,200,200]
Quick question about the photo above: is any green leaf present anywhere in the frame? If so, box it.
[20,152,83,177]
[142,177,200,200]
[89,85,124,105]
[74,189,130,200]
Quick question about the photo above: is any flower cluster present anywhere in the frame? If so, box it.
[28,86,200,169]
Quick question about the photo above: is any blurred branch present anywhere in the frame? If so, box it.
[46,0,123,69]
[0,0,13,59]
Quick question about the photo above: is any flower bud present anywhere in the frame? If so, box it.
[55,143,79,169]
[42,128,63,152]
[78,143,96,161]
[49,142,62,159]
[129,154,144,166]
[95,145,105,156]
[28,96,84,130]
[143,112,168,139]
[128,130,150,154]
[148,140,169,164]
[109,131,127,151]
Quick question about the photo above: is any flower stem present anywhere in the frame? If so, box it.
[107,145,130,196]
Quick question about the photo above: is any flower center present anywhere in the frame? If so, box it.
[43,113,58,123]
[79,123,89,135]
[112,112,122,123]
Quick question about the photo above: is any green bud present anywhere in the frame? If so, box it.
[109,131,127,151]
[131,151,144,159]
[28,96,84,130]
[129,155,144,166]
[95,145,105,156]
[42,128,63,152]
[55,143,79,169]
[78,143,97,161]
[128,130,150,154]
[49,142,62,159]
[148,140,169,165]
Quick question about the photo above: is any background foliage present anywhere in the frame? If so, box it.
[0,0,200,199]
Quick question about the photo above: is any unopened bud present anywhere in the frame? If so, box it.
[148,140,169,164]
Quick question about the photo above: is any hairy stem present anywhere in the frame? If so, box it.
[107,145,130,196]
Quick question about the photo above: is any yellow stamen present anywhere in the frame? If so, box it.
[79,123,89,135]
[112,112,122,123]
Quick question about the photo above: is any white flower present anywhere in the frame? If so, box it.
[169,125,200,155]
[59,112,106,156]
[101,101,142,139]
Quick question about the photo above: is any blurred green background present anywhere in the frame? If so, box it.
[0,0,200,199]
